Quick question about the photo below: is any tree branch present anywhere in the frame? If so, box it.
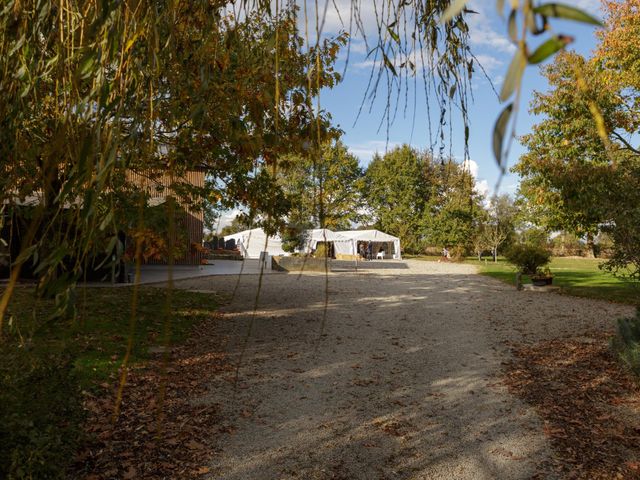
[611,130,640,155]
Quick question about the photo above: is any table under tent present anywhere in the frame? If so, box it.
[334,229,402,260]
[223,228,286,258]
[300,228,352,258]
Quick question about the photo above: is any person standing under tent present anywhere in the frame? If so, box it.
[366,242,373,261]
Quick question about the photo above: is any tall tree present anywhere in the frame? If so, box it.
[514,0,640,278]
[422,159,483,252]
[363,145,428,252]
[280,139,364,230]
[512,51,617,254]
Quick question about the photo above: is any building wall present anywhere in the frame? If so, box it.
[126,170,205,266]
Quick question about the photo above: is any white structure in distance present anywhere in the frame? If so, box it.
[335,229,402,260]
[224,228,401,260]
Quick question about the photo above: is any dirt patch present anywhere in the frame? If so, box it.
[504,333,640,479]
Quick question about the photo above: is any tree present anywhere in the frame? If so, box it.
[513,51,615,251]
[363,145,428,252]
[0,5,346,298]
[219,216,253,238]
[513,0,640,279]
[595,0,640,156]
[280,139,364,230]
[422,159,484,253]
[482,195,517,262]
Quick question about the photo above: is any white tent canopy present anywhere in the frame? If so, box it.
[224,228,286,259]
[301,228,351,254]
[335,229,402,259]
[224,227,401,260]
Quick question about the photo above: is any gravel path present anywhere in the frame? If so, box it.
[173,260,633,479]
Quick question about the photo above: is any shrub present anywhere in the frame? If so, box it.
[505,244,551,275]
[449,245,466,262]
[612,309,640,377]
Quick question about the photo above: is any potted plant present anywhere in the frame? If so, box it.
[505,244,552,287]
[530,267,553,286]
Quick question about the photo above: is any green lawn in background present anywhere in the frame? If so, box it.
[0,286,221,479]
[409,254,638,305]
[468,257,639,305]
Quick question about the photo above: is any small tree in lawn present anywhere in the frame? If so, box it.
[483,195,517,262]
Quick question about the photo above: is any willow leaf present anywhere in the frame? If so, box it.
[383,52,397,76]
[508,10,518,42]
[528,36,569,64]
[440,0,469,23]
[493,102,513,168]
[500,48,526,101]
[533,3,602,26]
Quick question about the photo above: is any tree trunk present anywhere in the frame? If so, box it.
[585,232,596,258]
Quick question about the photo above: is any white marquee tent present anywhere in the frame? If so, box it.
[224,227,401,260]
[335,229,402,259]
[224,228,286,259]
[301,228,351,254]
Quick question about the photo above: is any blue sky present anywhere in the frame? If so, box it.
[319,0,604,198]
[216,0,604,230]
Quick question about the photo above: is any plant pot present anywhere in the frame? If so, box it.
[531,276,553,287]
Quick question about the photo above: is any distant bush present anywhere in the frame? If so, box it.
[449,245,466,262]
[505,244,551,275]
[612,309,640,377]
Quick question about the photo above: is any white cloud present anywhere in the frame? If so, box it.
[473,54,503,73]
[463,159,479,178]
[475,179,491,199]
[463,159,493,200]
[348,139,401,164]
[466,1,517,55]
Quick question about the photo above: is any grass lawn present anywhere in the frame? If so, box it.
[0,286,221,479]
[468,257,639,305]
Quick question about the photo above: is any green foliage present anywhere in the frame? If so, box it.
[505,244,551,275]
[281,222,311,253]
[513,51,615,239]
[473,194,517,261]
[280,139,363,230]
[363,145,428,252]
[363,146,482,253]
[514,0,640,283]
[422,160,484,251]
[612,309,640,377]
[0,2,348,304]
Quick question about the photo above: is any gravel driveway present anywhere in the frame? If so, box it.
[172,259,633,479]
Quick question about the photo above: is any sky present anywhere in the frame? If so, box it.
[216,0,605,230]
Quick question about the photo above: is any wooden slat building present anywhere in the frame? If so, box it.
[126,170,206,266]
